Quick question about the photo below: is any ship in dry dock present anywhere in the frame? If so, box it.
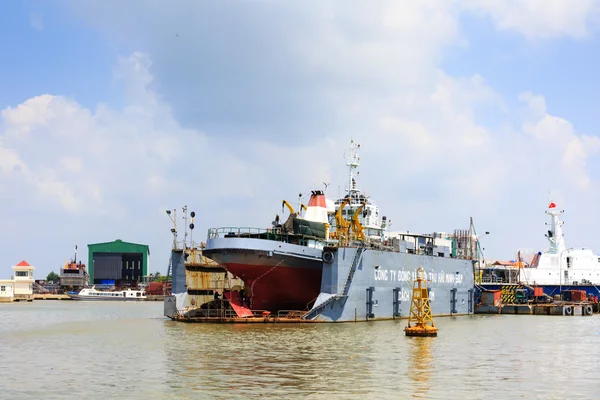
[164,141,480,322]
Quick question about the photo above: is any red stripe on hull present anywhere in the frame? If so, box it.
[224,262,321,312]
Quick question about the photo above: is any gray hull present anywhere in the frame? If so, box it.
[166,239,475,322]
[311,246,474,322]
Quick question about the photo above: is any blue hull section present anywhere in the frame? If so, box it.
[479,283,600,297]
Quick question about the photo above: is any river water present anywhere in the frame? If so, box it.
[0,301,599,399]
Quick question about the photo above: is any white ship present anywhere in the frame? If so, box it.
[68,286,146,301]
[520,202,600,287]
[480,201,600,296]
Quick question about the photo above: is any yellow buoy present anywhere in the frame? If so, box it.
[405,267,438,337]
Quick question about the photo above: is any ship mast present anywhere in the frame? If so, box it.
[345,140,360,196]
[545,200,565,254]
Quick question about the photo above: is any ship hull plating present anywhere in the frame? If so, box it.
[314,247,474,322]
[176,239,476,322]
[202,237,323,312]
[212,261,322,311]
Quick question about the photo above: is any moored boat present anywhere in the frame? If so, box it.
[68,286,146,301]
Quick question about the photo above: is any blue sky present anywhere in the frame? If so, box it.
[2,1,600,278]
[0,2,117,109]
[446,13,600,133]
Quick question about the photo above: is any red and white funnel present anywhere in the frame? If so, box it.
[304,190,328,223]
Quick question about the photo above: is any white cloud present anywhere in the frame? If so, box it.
[0,53,340,266]
[520,91,600,188]
[63,1,465,142]
[60,157,83,172]
[0,146,26,173]
[460,0,600,39]
[3,2,600,276]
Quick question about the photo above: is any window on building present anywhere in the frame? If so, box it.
[16,271,28,277]
[1,286,5,291]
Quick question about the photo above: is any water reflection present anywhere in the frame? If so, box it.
[162,321,384,398]
[2,303,600,399]
[407,337,433,398]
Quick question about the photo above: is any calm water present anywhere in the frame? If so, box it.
[1,301,599,399]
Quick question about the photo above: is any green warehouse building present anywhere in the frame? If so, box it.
[87,240,150,286]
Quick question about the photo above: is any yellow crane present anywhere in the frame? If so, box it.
[281,200,306,215]
[333,198,351,243]
[350,200,368,242]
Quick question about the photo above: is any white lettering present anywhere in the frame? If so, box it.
[400,288,411,301]
[374,269,389,281]
[373,269,466,286]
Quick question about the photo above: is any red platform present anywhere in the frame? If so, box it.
[224,291,253,318]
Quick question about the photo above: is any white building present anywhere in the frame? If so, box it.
[0,279,14,302]
[11,260,35,301]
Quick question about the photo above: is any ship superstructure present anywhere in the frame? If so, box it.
[330,141,383,241]
[59,246,89,292]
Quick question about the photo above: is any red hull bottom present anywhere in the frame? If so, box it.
[225,263,322,312]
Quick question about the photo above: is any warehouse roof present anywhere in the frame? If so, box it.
[88,239,150,255]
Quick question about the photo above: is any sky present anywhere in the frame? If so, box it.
[2,1,600,278]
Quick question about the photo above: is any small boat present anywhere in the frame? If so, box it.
[68,286,146,301]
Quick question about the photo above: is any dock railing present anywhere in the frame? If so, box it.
[207,227,328,246]
[208,227,271,239]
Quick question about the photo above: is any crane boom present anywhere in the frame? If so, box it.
[334,198,351,243]
[282,200,295,215]
[350,200,368,242]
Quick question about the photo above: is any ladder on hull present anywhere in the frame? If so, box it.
[342,245,365,296]
[302,246,365,320]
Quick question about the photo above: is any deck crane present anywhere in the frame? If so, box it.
[350,200,368,242]
[333,197,351,243]
[282,200,306,216]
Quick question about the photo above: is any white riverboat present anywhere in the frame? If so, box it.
[68,286,146,301]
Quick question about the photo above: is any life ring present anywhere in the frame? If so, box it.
[585,305,593,316]
[564,306,573,316]
[190,298,196,306]
[322,251,334,264]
